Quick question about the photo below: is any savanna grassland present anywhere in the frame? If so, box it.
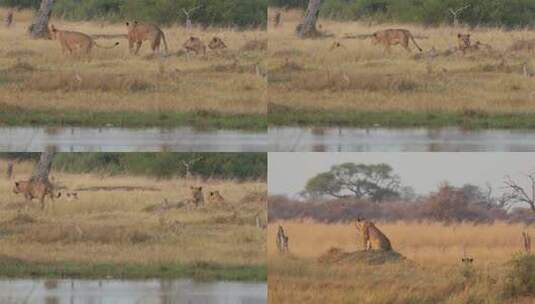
[0,160,267,281]
[268,9,535,128]
[0,9,267,130]
[268,220,535,304]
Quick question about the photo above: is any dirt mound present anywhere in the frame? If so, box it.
[318,247,406,265]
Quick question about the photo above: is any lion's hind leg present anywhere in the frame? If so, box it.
[151,36,161,53]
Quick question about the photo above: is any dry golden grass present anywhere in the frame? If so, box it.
[268,220,535,304]
[0,160,266,266]
[0,9,266,115]
[268,8,535,114]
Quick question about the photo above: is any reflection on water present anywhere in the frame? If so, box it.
[270,127,535,152]
[0,279,266,304]
[0,127,267,152]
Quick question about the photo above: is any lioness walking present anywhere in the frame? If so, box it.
[126,21,169,55]
[13,180,61,210]
[49,25,119,56]
[371,29,423,53]
[354,218,392,251]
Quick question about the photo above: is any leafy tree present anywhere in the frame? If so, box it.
[305,163,401,202]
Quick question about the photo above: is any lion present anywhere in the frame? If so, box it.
[208,37,227,51]
[371,29,423,53]
[457,33,492,54]
[126,21,169,55]
[65,192,79,201]
[207,190,225,204]
[457,33,472,53]
[13,180,61,210]
[189,186,204,208]
[49,25,119,56]
[183,36,206,55]
[354,218,392,251]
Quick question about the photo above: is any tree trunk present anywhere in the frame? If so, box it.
[29,0,54,39]
[296,0,322,38]
[31,152,55,183]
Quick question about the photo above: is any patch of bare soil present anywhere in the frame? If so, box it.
[318,247,406,265]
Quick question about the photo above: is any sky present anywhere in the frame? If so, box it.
[268,153,535,198]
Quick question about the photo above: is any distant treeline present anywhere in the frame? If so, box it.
[269,184,535,224]
[2,153,267,180]
[0,0,267,27]
[270,0,535,28]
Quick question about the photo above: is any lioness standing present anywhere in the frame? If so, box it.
[49,25,120,56]
[354,218,392,251]
[13,180,61,210]
[371,29,423,53]
[126,21,169,55]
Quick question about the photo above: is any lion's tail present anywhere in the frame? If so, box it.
[94,41,120,49]
[410,34,423,52]
[161,31,169,54]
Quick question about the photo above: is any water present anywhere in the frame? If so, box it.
[0,279,266,304]
[270,127,535,152]
[0,127,267,152]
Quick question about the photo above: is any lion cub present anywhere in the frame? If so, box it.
[183,36,206,55]
[207,190,225,204]
[189,186,205,208]
[208,37,227,51]
[354,218,392,251]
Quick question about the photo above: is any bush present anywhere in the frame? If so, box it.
[1,0,267,27]
[9,153,269,180]
[504,254,535,298]
[54,0,267,27]
[272,0,535,28]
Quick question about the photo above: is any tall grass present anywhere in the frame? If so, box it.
[0,9,266,125]
[268,221,535,303]
[0,160,267,276]
[268,9,535,118]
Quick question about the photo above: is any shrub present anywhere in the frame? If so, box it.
[504,254,535,298]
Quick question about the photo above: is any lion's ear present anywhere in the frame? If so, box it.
[126,22,129,26]
[134,20,139,25]
[15,182,19,187]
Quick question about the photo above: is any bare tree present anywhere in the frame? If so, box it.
[503,174,535,214]
[31,152,55,184]
[448,4,470,27]
[181,157,202,179]
[29,0,54,39]
[182,5,201,31]
[296,0,322,38]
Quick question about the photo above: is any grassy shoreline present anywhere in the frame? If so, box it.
[0,106,266,131]
[269,106,535,129]
[0,256,266,282]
